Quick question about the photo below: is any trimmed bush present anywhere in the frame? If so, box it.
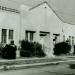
[69,64,75,69]
[54,42,71,55]
[1,44,17,59]
[20,50,31,57]
[74,45,75,54]
[33,42,45,57]
[20,40,34,57]
[20,40,46,57]
[0,44,4,57]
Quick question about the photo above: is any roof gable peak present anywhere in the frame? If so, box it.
[29,1,49,10]
[29,1,63,23]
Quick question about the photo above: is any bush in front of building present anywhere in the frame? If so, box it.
[20,40,46,57]
[74,45,75,54]
[20,40,34,57]
[1,44,17,59]
[33,42,46,57]
[54,42,71,55]
[0,43,4,57]
[69,64,75,69]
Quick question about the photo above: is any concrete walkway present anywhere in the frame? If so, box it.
[0,60,75,75]
[0,56,74,71]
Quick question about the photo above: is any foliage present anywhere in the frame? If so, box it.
[20,40,34,57]
[20,40,46,57]
[1,44,17,59]
[73,45,75,54]
[33,42,46,57]
[0,43,4,56]
[54,42,71,55]
[69,64,75,69]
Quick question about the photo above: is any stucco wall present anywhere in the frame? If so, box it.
[21,3,63,40]
[63,23,75,44]
[0,11,20,45]
[63,23,75,36]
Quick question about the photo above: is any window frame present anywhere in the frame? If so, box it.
[1,29,7,43]
[25,30,35,41]
[9,29,14,40]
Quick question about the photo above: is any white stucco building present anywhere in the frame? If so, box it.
[0,1,75,57]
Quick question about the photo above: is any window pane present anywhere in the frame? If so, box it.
[25,31,28,40]
[30,32,33,41]
[25,31,35,41]
[1,29,7,43]
[9,30,13,40]
[72,36,74,45]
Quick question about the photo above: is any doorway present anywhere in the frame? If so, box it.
[39,31,50,56]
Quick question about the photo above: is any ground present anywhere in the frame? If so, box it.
[0,62,75,75]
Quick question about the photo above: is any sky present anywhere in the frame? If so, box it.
[9,0,75,24]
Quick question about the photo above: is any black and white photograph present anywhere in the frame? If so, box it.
[0,0,75,75]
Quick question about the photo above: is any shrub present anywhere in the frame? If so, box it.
[0,43,4,57]
[54,42,71,55]
[69,64,75,69]
[20,50,31,57]
[73,45,75,54]
[1,44,17,59]
[20,40,46,57]
[34,42,45,57]
[20,40,34,57]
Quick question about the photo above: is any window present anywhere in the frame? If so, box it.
[30,32,34,41]
[72,36,74,46]
[1,29,7,43]
[9,30,14,40]
[25,31,35,41]
[69,36,71,45]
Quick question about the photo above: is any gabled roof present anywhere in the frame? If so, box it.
[29,1,75,25]
[9,0,75,25]
[29,1,64,23]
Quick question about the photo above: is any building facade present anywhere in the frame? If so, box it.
[0,1,75,57]
[0,0,20,46]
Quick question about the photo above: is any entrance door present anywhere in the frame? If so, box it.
[39,32,49,48]
[39,32,50,56]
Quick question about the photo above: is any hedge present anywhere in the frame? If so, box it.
[20,40,46,57]
[54,42,71,55]
[1,44,17,59]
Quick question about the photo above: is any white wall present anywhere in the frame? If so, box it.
[0,11,20,45]
[21,3,63,40]
[20,3,64,57]
[63,23,75,37]
[63,23,75,45]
